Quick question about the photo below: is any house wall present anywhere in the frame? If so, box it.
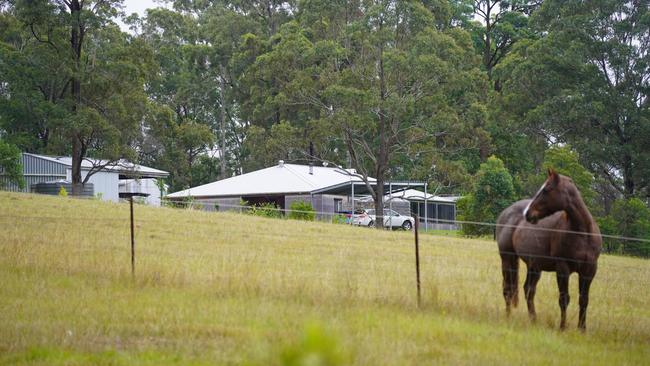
[189,197,242,212]
[120,178,164,206]
[284,194,312,211]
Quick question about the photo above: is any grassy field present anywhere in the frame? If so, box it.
[1,191,649,365]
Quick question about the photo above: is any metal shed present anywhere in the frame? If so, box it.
[0,153,169,204]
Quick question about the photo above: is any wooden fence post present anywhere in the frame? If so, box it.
[414,214,421,308]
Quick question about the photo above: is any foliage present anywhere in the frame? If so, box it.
[496,0,650,198]
[330,214,347,225]
[0,140,24,189]
[0,1,154,193]
[288,200,315,221]
[280,324,346,366]
[459,156,515,236]
[599,198,650,257]
[523,146,598,212]
[1,0,649,224]
[242,200,283,219]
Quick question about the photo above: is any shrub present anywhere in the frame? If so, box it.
[331,214,347,224]
[459,156,515,236]
[600,198,650,257]
[288,200,315,221]
[0,140,24,189]
[244,201,283,219]
[280,324,346,366]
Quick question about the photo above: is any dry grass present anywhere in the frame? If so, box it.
[0,191,649,365]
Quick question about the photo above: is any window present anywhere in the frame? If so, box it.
[334,198,342,213]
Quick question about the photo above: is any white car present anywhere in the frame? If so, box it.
[353,209,415,230]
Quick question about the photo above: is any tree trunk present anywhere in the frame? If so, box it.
[69,0,84,196]
[623,153,635,197]
[218,65,228,179]
[374,176,385,229]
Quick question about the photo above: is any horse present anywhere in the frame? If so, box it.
[496,168,602,331]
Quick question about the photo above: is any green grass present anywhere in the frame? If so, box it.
[1,191,649,365]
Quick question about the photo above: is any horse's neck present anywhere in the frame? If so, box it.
[565,189,593,233]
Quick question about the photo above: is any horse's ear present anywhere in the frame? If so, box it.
[547,167,559,188]
[547,167,556,177]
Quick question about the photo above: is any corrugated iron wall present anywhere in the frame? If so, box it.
[0,154,67,192]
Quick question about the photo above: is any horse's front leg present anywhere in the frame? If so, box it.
[578,272,594,331]
[523,267,541,322]
[555,264,570,330]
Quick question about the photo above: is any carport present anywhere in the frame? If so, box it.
[310,179,432,230]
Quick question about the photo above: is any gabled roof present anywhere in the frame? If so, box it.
[357,189,460,204]
[24,153,169,178]
[167,163,375,198]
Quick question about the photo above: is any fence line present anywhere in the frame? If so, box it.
[160,198,650,245]
[3,212,648,272]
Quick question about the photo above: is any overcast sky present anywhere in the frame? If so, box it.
[123,0,159,17]
[117,0,164,31]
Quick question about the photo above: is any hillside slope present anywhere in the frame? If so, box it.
[0,192,649,365]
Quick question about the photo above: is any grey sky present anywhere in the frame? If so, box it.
[117,0,163,31]
[123,0,159,17]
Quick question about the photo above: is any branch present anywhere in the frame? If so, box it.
[29,24,58,51]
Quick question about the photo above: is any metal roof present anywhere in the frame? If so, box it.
[357,189,460,203]
[24,153,169,178]
[167,163,375,198]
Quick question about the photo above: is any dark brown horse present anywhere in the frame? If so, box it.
[496,168,602,330]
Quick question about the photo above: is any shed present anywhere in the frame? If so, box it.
[0,153,169,205]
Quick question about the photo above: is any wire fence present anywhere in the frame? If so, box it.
[3,196,650,336]
[2,206,649,287]
[158,197,650,257]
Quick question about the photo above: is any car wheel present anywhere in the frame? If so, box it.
[402,220,412,231]
[368,220,374,227]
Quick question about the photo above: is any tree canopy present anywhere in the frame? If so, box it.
[0,0,648,240]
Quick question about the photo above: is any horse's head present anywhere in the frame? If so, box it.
[524,168,571,224]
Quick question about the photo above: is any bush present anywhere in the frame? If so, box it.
[244,201,283,219]
[280,324,346,366]
[288,200,315,221]
[599,198,650,257]
[459,156,515,236]
[331,214,347,224]
[0,140,24,189]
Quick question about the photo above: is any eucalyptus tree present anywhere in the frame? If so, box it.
[1,1,154,194]
[497,0,650,199]
[247,0,488,227]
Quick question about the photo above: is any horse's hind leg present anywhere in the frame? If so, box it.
[578,273,594,331]
[556,266,570,330]
[524,267,541,322]
[500,253,519,315]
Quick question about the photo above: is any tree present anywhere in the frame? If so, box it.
[459,155,515,236]
[496,0,650,199]
[461,0,540,88]
[0,139,24,189]
[521,145,598,212]
[599,198,650,257]
[247,1,489,228]
[1,1,154,194]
